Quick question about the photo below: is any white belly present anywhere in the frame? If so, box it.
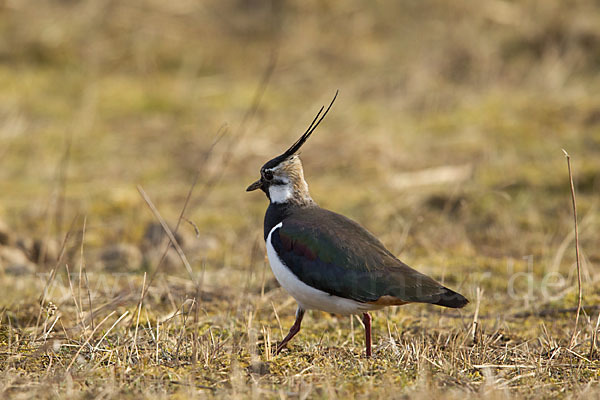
[266,222,380,315]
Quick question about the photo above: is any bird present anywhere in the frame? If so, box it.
[246,92,468,357]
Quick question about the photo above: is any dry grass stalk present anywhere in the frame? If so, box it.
[130,272,147,362]
[143,124,227,301]
[94,310,130,351]
[590,313,600,358]
[156,318,160,365]
[270,301,284,339]
[66,311,116,372]
[562,149,583,349]
[137,185,196,285]
[78,217,95,332]
[472,287,482,344]
[34,216,78,336]
[64,264,84,333]
[174,298,195,365]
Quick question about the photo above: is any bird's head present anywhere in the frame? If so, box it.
[246,91,338,206]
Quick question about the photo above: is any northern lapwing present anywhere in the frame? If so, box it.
[247,92,468,357]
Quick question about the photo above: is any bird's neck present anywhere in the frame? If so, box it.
[263,202,290,240]
[263,191,315,241]
[268,177,315,208]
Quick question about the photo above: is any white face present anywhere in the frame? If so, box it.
[268,176,292,204]
[261,156,307,205]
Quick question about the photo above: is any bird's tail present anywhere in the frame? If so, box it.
[432,287,469,308]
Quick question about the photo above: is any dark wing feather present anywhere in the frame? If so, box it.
[271,207,468,308]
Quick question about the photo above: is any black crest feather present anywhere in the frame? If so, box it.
[263,90,338,170]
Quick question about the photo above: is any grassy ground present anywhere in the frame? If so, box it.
[1,0,600,398]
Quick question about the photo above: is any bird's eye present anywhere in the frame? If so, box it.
[263,170,273,181]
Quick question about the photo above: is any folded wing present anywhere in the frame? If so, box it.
[271,208,468,308]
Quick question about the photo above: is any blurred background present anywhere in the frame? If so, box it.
[0,0,599,303]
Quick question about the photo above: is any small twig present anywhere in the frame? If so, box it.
[65,264,84,333]
[472,287,482,344]
[190,52,277,210]
[78,217,96,332]
[125,124,225,332]
[260,252,267,298]
[350,314,355,346]
[130,272,146,362]
[562,149,582,349]
[590,313,600,358]
[54,127,73,239]
[35,215,78,336]
[143,124,227,300]
[386,320,397,354]
[270,301,283,339]
[78,227,84,334]
[40,313,61,342]
[183,217,200,238]
[563,346,592,363]
[263,325,272,361]
[66,311,115,372]
[192,286,199,367]
[156,318,160,365]
[472,364,536,369]
[137,185,197,285]
[94,310,129,350]
[174,299,195,365]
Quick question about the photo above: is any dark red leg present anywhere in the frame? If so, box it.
[363,312,372,358]
[276,307,305,354]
